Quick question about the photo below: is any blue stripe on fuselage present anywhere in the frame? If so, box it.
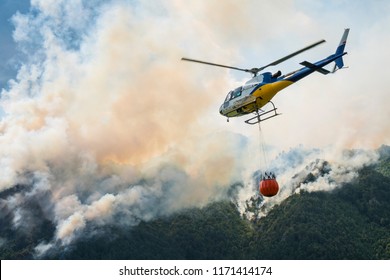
[284,52,346,83]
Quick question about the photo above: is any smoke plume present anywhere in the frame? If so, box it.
[237,146,381,219]
[0,0,255,255]
[0,0,389,258]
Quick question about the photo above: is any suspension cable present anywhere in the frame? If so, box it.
[257,120,269,177]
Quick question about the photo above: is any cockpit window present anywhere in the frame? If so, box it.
[225,91,232,102]
[225,87,242,102]
[232,87,242,98]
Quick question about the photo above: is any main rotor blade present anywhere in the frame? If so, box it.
[181,57,249,73]
[257,39,326,72]
[182,39,326,76]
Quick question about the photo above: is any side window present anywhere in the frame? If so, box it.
[232,87,242,99]
[225,87,242,103]
[233,90,241,99]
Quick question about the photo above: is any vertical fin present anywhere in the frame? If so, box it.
[333,28,350,71]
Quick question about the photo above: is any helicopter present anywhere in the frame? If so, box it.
[182,28,350,124]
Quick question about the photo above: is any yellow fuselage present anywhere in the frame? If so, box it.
[220,80,293,118]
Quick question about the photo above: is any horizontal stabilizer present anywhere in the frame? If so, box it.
[300,61,330,75]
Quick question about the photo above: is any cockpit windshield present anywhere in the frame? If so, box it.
[225,86,242,102]
[225,91,232,102]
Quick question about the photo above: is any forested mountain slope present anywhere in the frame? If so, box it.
[1,147,390,259]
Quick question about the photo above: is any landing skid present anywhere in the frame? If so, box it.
[244,101,280,125]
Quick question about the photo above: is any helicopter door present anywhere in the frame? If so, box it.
[223,87,242,108]
[233,87,242,98]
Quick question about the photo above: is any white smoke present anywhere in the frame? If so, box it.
[237,145,380,219]
[0,0,389,258]
[0,0,247,250]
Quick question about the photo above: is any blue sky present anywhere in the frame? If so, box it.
[0,0,29,87]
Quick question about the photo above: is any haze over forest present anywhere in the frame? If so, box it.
[0,1,389,259]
